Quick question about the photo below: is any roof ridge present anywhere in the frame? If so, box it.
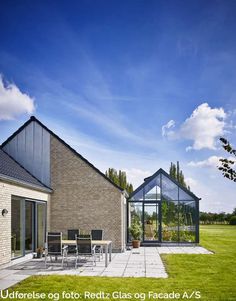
[1,116,124,192]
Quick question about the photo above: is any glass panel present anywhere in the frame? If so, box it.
[161,174,178,200]
[130,189,144,201]
[162,200,179,242]
[25,201,34,253]
[128,202,142,241]
[179,201,196,242]
[144,175,161,201]
[11,198,23,258]
[144,203,159,241]
[179,188,194,201]
[161,175,178,200]
[37,203,46,248]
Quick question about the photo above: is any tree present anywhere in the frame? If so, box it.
[218,138,236,182]
[172,164,177,179]
[229,216,236,225]
[105,168,133,196]
[126,183,134,196]
[169,161,189,189]
[199,208,236,224]
[105,168,119,186]
[169,162,173,178]
[179,170,187,188]
[200,212,208,224]
[176,161,180,182]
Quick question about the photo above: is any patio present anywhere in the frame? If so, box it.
[0,246,213,290]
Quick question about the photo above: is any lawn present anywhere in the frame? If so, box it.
[3,225,236,301]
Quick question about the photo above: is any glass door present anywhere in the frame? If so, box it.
[25,201,34,253]
[11,197,47,259]
[143,203,160,241]
[36,202,46,249]
[11,198,23,258]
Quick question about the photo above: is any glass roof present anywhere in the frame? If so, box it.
[129,169,197,202]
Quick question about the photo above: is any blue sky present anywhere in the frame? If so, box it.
[0,0,235,212]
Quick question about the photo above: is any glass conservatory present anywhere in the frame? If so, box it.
[127,169,200,244]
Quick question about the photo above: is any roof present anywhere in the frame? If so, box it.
[1,116,124,193]
[0,148,52,192]
[129,168,200,200]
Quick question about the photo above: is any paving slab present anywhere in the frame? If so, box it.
[0,279,19,290]
[0,245,213,286]
[79,271,101,276]
[101,271,124,277]
[0,269,18,279]
[15,270,41,275]
[125,271,146,276]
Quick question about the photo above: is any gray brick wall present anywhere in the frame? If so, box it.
[50,136,126,251]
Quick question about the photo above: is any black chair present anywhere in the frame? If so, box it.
[75,236,96,268]
[67,229,80,253]
[91,229,104,260]
[78,234,91,238]
[45,232,68,268]
[91,229,103,240]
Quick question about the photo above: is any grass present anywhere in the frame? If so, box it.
[3,225,236,300]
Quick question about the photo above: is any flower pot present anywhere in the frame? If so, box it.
[132,240,140,248]
[37,252,43,258]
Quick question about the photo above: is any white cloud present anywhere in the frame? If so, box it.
[185,177,198,188]
[0,75,35,120]
[188,155,235,168]
[123,168,151,188]
[161,119,175,137]
[163,103,227,150]
[188,156,220,168]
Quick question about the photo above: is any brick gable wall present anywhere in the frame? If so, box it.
[50,136,125,251]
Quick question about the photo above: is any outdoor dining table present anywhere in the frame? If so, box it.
[62,239,112,267]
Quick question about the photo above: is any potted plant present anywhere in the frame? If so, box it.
[36,247,43,258]
[129,221,142,248]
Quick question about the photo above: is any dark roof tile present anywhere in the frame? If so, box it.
[0,148,50,191]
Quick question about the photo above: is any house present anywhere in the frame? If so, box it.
[0,116,126,266]
[0,116,200,267]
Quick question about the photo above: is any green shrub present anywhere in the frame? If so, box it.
[129,221,142,240]
[229,215,236,225]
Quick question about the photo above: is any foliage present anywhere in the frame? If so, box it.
[218,137,236,182]
[161,199,196,242]
[169,161,190,190]
[162,230,194,242]
[129,220,142,240]
[105,168,133,195]
[36,247,43,253]
[8,225,236,301]
[200,208,236,224]
[130,206,142,224]
[162,200,178,226]
[162,229,172,241]
[229,216,236,225]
